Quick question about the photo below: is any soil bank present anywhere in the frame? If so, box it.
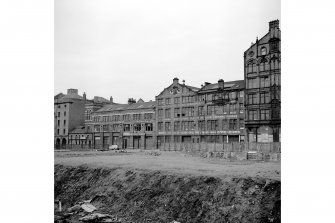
[55,164,280,223]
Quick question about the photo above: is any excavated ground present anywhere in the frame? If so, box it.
[55,151,280,223]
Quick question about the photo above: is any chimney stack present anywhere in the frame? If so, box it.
[173,77,179,86]
[128,98,136,105]
[204,82,211,86]
[83,92,86,100]
[218,79,224,90]
[269,19,280,38]
[67,88,78,95]
[110,96,113,103]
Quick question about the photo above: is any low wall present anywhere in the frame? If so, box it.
[158,142,281,161]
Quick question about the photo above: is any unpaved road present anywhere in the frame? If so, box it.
[54,150,280,181]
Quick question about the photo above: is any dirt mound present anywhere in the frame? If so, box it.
[55,164,280,223]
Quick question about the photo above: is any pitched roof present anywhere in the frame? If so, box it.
[69,126,87,134]
[198,80,245,94]
[94,101,156,113]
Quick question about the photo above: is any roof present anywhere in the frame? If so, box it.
[185,84,200,91]
[69,126,87,134]
[94,101,156,113]
[197,80,245,94]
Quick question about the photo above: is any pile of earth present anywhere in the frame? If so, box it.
[55,164,280,223]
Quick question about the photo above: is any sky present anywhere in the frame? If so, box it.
[55,0,280,103]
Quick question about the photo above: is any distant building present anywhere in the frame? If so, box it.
[54,89,114,149]
[85,100,156,149]
[54,89,86,149]
[243,20,281,142]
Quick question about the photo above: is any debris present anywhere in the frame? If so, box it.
[67,204,82,212]
[80,203,97,213]
[170,221,181,223]
[79,213,120,222]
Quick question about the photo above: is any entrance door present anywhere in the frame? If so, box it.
[133,136,140,149]
[123,139,127,149]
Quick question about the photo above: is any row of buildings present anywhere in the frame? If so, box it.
[54,20,281,150]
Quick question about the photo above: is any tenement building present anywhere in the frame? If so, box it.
[244,20,281,142]
[85,99,156,149]
[54,89,86,149]
[155,78,245,150]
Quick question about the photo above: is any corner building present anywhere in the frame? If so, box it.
[244,20,281,142]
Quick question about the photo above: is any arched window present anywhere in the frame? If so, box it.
[261,47,267,55]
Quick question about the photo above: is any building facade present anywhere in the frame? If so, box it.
[155,78,245,150]
[244,20,281,142]
[85,100,156,149]
[54,89,86,149]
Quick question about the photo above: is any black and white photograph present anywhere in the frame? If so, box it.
[3,0,335,222]
[53,0,281,222]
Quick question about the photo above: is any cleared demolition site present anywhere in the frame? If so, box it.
[54,150,280,223]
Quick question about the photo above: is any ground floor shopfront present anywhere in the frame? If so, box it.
[245,125,281,142]
[54,136,68,149]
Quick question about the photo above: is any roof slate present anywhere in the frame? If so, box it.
[94,101,155,113]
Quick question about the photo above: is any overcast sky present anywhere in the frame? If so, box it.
[55,0,280,103]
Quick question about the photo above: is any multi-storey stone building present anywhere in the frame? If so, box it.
[54,89,86,149]
[244,20,281,142]
[155,78,245,150]
[85,100,156,149]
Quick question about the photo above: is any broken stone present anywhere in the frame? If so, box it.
[80,203,97,213]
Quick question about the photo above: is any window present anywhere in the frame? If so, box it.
[64,120,66,125]
[223,104,229,114]
[134,123,141,131]
[58,112,60,117]
[229,92,237,99]
[174,121,180,131]
[165,98,171,105]
[174,136,181,143]
[57,129,59,134]
[239,103,244,113]
[261,47,267,55]
[248,93,259,104]
[207,105,215,115]
[198,106,204,116]
[248,110,258,120]
[182,96,194,103]
[239,119,245,128]
[248,78,258,89]
[103,125,109,131]
[165,122,171,131]
[64,104,67,108]
[165,109,171,118]
[198,120,205,131]
[145,123,153,131]
[57,120,60,126]
[58,105,60,108]
[123,124,130,132]
[133,114,141,120]
[207,120,218,131]
[229,104,236,114]
[222,120,228,130]
[112,124,119,131]
[174,108,180,118]
[181,107,194,117]
[64,111,66,116]
[158,122,163,131]
[260,92,270,104]
[103,116,109,122]
[181,121,194,131]
[158,109,163,118]
[94,125,100,132]
[229,119,237,130]
[174,97,180,104]
[260,76,270,88]
[158,99,164,105]
[123,114,131,121]
[63,129,65,134]
[165,136,171,143]
[144,113,153,120]
[260,109,270,120]
[270,42,279,52]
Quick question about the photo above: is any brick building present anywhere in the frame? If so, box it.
[156,78,245,150]
[86,100,156,149]
[244,20,281,142]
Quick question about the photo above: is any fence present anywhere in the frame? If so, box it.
[54,144,110,150]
